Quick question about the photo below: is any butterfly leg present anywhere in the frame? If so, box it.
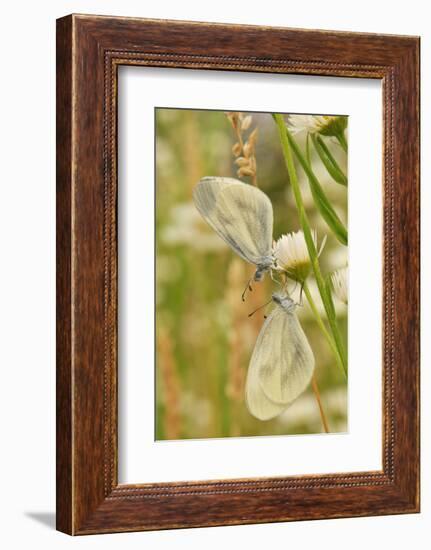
[289,279,298,296]
[270,269,283,287]
[292,283,304,307]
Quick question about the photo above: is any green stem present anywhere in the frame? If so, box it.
[303,281,345,377]
[273,113,347,377]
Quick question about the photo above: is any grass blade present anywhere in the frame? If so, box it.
[286,129,348,245]
[312,134,347,186]
[273,113,347,377]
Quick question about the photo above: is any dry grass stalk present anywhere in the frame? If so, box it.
[157,325,181,439]
[225,259,270,435]
[225,258,248,436]
[226,112,259,186]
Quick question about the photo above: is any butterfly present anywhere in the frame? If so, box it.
[193,177,274,295]
[245,293,315,421]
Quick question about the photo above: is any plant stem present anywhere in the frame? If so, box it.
[303,281,345,377]
[311,375,329,433]
[273,113,347,377]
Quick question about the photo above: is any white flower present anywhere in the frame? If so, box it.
[286,114,346,137]
[331,266,348,305]
[273,230,326,282]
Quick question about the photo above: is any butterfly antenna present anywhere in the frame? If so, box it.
[248,298,272,318]
[241,277,253,302]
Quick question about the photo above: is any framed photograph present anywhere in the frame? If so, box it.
[56,14,420,535]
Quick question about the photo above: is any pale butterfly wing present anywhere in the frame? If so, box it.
[245,305,315,421]
[193,177,240,224]
[258,308,315,405]
[193,177,273,267]
[193,177,243,244]
[214,183,273,266]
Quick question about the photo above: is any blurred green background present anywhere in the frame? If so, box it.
[155,108,348,440]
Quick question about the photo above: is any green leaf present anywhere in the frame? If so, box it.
[287,131,348,246]
[312,134,347,186]
[324,273,336,320]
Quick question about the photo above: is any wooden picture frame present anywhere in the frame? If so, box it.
[56,14,420,535]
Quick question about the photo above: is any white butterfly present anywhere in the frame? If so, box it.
[193,177,274,285]
[245,293,315,421]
